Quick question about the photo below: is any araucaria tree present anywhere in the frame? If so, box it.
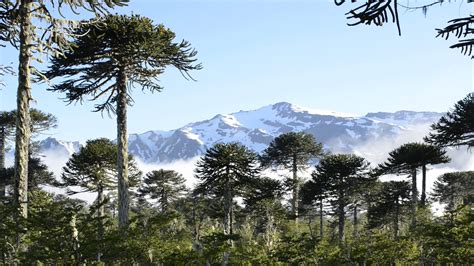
[2,0,127,222]
[195,143,260,239]
[0,109,57,197]
[139,169,187,213]
[261,132,324,224]
[301,172,330,239]
[425,93,474,148]
[367,181,411,239]
[312,154,371,243]
[45,14,201,228]
[379,142,450,226]
[59,138,141,254]
[432,171,474,216]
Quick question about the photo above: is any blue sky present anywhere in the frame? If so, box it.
[0,0,472,142]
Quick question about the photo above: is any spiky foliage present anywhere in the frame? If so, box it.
[59,138,140,256]
[46,14,202,113]
[378,142,449,175]
[261,131,324,223]
[138,169,187,213]
[432,171,474,214]
[195,142,260,238]
[437,15,474,58]
[0,109,57,178]
[425,93,474,148]
[367,181,411,239]
[378,142,450,225]
[46,14,201,229]
[335,0,474,58]
[60,138,140,196]
[312,154,371,243]
[334,0,402,34]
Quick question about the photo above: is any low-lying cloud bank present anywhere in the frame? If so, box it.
[3,123,472,205]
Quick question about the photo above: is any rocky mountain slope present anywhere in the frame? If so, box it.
[38,102,443,163]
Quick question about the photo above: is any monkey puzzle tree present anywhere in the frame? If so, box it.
[45,14,201,228]
[378,142,450,226]
[261,132,324,224]
[301,172,331,239]
[243,176,285,249]
[138,169,187,213]
[0,109,57,198]
[59,138,141,259]
[367,181,411,239]
[414,144,450,205]
[313,154,371,243]
[1,0,127,222]
[195,143,260,240]
[432,171,474,216]
[425,93,474,148]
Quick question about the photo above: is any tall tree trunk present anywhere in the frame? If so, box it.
[292,154,299,225]
[338,176,345,243]
[353,203,358,239]
[0,126,6,198]
[223,167,232,266]
[97,185,105,262]
[116,69,129,229]
[0,126,5,169]
[421,164,427,206]
[97,186,105,242]
[70,214,80,261]
[161,187,168,213]
[15,0,33,221]
[265,205,275,249]
[411,168,418,228]
[223,168,232,237]
[394,197,399,240]
[319,197,323,239]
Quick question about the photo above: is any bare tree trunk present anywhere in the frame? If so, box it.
[292,154,299,225]
[421,164,427,206]
[353,203,358,239]
[70,214,80,261]
[264,205,275,249]
[338,176,345,243]
[15,0,33,221]
[160,188,168,213]
[116,69,129,229]
[0,126,6,198]
[394,197,399,240]
[97,186,105,242]
[223,168,232,237]
[97,185,105,262]
[319,198,323,239]
[0,126,5,169]
[411,168,418,228]
[222,167,232,265]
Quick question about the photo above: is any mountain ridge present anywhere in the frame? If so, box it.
[37,102,444,164]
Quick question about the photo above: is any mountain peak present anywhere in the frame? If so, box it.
[35,103,444,164]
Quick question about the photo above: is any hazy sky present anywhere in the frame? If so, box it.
[0,0,472,142]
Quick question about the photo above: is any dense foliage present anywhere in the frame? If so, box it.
[0,1,471,264]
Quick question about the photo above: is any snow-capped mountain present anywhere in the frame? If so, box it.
[39,137,81,158]
[126,102,442,163]
[36,102,443,164]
